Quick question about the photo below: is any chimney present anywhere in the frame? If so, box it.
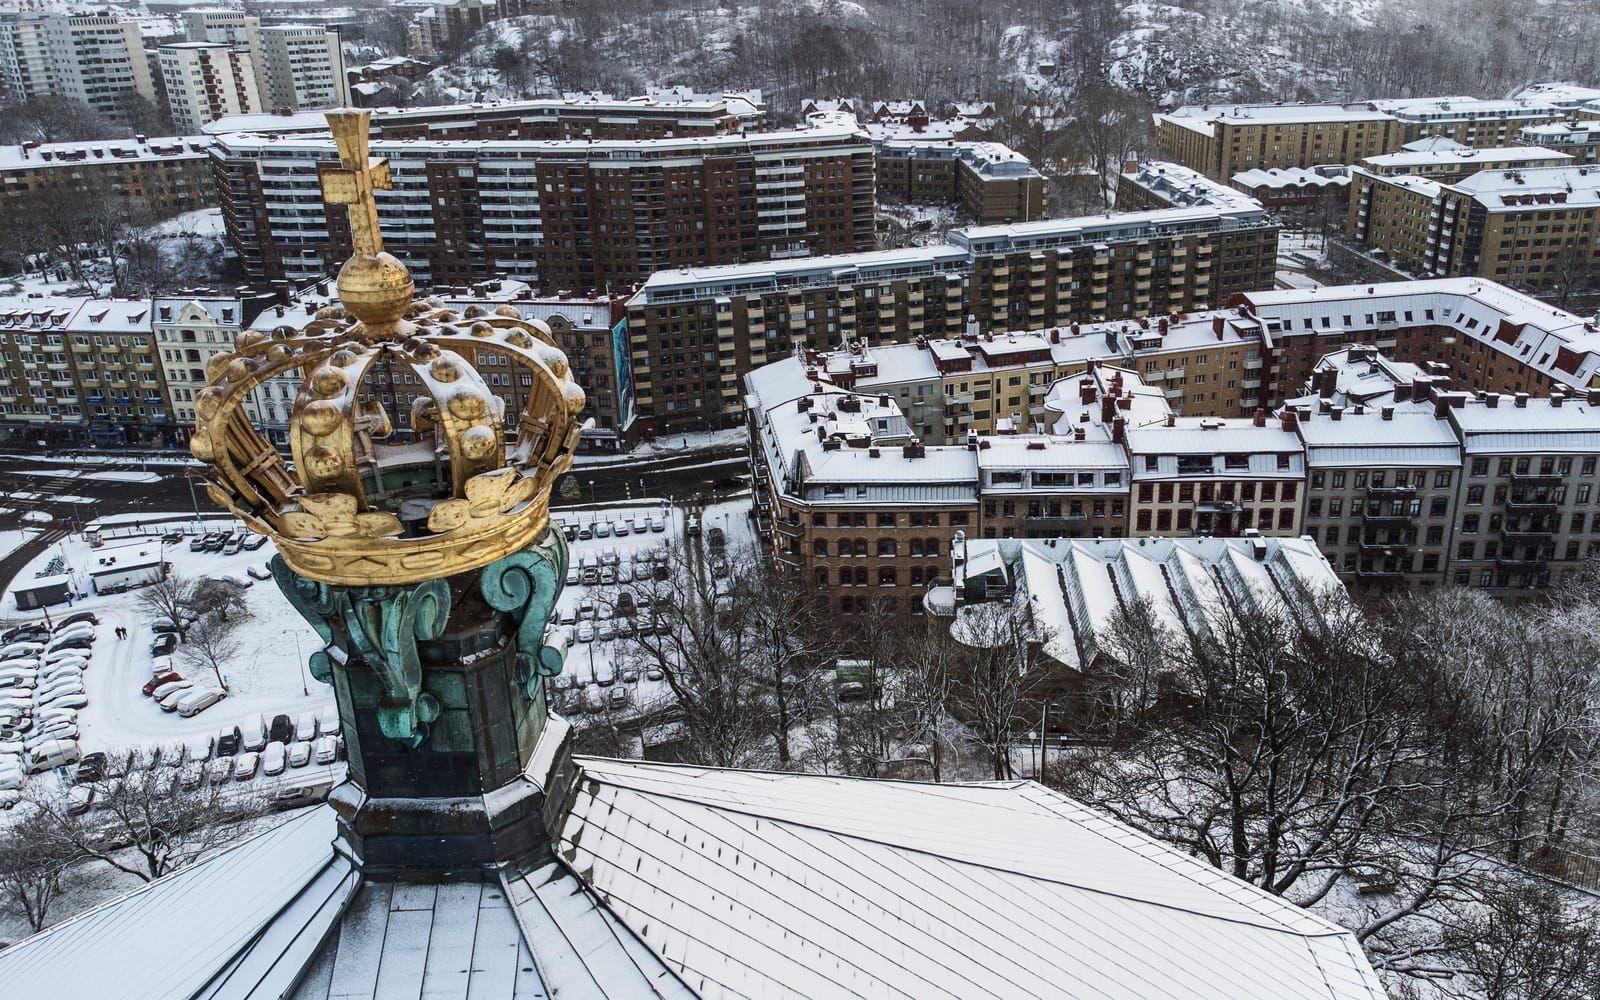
[1252,408,1266,427]
[1515,392,1529,408]
[1331,407,1343,421]
[1485,394,1499,408]
[1434,396,1450,419]
[1280,410,1298,432]
[1551,393,1565,408]
[1164,413,1175,427]
[1112,416,1126,443]
[1394,382,1411,403]
[1212,315,1225,338]
[1588,389,1600,406]
[1100,395,1115,423]
[1317,368,1337,399]
[1381,406,1393,420]
[1050,327,1060,344]
[1118,396,1132,410]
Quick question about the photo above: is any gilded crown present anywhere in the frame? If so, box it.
[189,110,587,587]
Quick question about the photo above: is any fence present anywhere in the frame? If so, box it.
[1527,843,1600,894]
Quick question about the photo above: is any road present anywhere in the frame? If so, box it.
[0,442,754,521]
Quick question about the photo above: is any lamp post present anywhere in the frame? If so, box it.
[588,479,596,504]
[1038,699,1057,779]
[185,472,203,531]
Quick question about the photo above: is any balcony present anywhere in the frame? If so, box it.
[1361,510,1415,527]
[1505,496,1560,512]
[1025,514,1089,534]
[1496,555,1548,571]
[1365,484,1417,500]
[1509,472,1563,487]
[1355,563,1411,578]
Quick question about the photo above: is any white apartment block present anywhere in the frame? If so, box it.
[158,42,261,132]
[0,13,51,103]
[40,12,155,120]
[258,25,348,112]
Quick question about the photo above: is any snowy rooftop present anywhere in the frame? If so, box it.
[1360,144,1569,171]
[1230,166,1351,190]
[1357,171,1444,197]
[1446,164,1600,209]
[1236,278,1600,388]
[1513,82,1600,108]
[1445,392,1600,454]
[1124,160,1265,211]
[562,757,1384,998]
[1291,404,1463,468]
[0,134,213,170]
[1372,95,1564,121]
[953,536,1347,676]
[1158,102,1392,135]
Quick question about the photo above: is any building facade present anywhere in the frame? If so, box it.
[211,118,876,292]
[33,12,156,122]
[158,41,262,132]
[629,203,1279,430]
[256,24,348,112]
[0,135,216,229]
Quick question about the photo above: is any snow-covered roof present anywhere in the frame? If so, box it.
[0,134,213,171]
[1361,144,1570,172]
[1373,95,1563,122]
[1124,160,1265,211]
[1445,163,1600,210]
[1446,392,1600,454]
[1236,278,1600,389]
[1513,82,1600,108]
[636,202,1267,302]
[1158,102,1392,134]
[1292,406,1463,468]
[1230,166,1351,191]
[953,536,1348,675]
[562,757,1384,998]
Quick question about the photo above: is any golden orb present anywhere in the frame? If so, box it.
[336,251,414,330]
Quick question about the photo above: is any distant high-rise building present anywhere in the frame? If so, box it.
[158,41,261,132]
[0,13,51,104]
[36,11,156,122]
[257,24,348,112]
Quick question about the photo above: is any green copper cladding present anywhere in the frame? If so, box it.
[480,528,571,698]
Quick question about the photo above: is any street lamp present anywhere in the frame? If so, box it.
[1038,699,1058,779]
[587,479,595,504]
[185,472,203,531]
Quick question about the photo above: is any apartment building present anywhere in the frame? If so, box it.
[1228,167,1351,216]
[1292,378,1463,587]
[257,24,347,112]
[1231,279,1600,407]
[158,42,262,132]
[208,92,760,140]
[629,203,1278,430]
[211,117,876,292]
[1156,92,1572,179]
[873,134,1046,223]
[1357,137,1571,180]
[1346,163,1600,291]
[38,12,156,122]
[0,12,51,103]
[1115,160,1266,213]
[0,135,215,222]
[1519,120,1600,165]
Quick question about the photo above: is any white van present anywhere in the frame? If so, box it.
[26,739,80,773]
[177,689,223,718]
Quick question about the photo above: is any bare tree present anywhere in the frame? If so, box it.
[948,595,1053,780]
[0,799,82,931]
[133,572,197,641]
[177,614,243,693]
[1433,880,1600,1000]
[889,616,962,781]
[39,751,264,882]
[740,557,834,767]
[616,540,773,768]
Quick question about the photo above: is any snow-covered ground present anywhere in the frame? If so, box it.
[549,497,757,722]
[2,525,333,759]
[571,427,745,468]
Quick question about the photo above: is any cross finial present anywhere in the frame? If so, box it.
[321,110,391,258]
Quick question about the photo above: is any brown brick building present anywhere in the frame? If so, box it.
[629,204,1279,431]
[0,135,216,230]
[211,120,874,292]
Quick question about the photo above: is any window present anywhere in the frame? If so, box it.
[1471,457,1489,476]
[1467,486,1485,505]
[877,539,896,557]
[1463,514,1480,533]
[1331,472,1346,488]
[1136,510,1151,531]
[1434,470,1452,488]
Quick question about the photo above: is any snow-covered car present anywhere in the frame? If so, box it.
[151,680,192,703]
[295,713,318,743]
[575,622,595,643]
[177,689,223,717]
[158,687,191,713]
[261,741,287,776]
[178,762,205,789]
[316,709,340,737]
[185,734,214,762]
[0,674,37,691]
[246,564,272,581]
[288,741,311,769]
[313,735,339,765]
[205,758,232,785]
[233,752,260,781]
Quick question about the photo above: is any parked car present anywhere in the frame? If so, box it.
[158,687,192,713]
[242,534,269,551]
[646,668,664,682]
[75,751,106,784]
[205,758,232,785]
[577,524,593,540]
[584,687,605,714]
[614,519,631,537]
[575,622,595,643]
[316,709,339,737]
[143,671,183,697]
[177,689,223,717]
[0,674,37,691]
[26,739,80,773]
[179,762,205,789]
[649,515,666,533]
[41,691,88,712]
[261,741,287,776]
[294,713,318,742]
[67,785,94,816]
[288,741,312,769]
[233,752,260,781]
[151,633,178,657]
[686,515,701,536]
[57,611,99,628]
[151,679,191,703]
[151,621,185,635]
[593,521,613,538]
[313,735,339,765]
[246,564,272,581]
[148,655,174,676]
[595,662,616,686]
[216,726,241,757]
[267,713,293,744]
[223,532,245,554]
[188,536,208,552]
[239,715,267,753]
[607,687,629,710]
[185,734,214,763]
